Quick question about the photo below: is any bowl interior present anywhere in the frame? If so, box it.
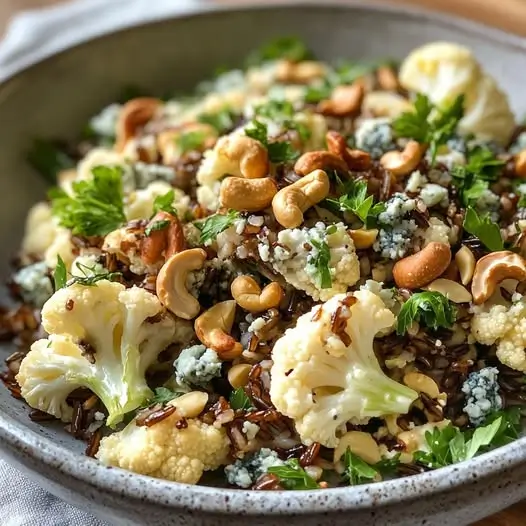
[0,0,525,504]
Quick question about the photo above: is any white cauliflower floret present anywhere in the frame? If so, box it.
[270,290,418,447]
[44,227,76,270]
[225,448,285,488]
[21,202,57,260]
[76,147,129,182]
[17,281,176,426]
[97,407,229,484]
[471,300,526,372]
[70,253,106,279]
[174,345,222,388]
[260,222,360,302]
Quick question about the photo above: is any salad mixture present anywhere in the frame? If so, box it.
[3,38,526,490]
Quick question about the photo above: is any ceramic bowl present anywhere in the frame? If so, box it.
[1,2,526,525]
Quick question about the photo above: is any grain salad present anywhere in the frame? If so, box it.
[3,38,526,490]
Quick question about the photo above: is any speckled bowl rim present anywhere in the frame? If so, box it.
[1,0,526,516]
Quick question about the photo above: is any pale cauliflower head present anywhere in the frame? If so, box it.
[270,290,418,447]
[96,409,229,484]
[471,300,526,372]
[17,281,176,426]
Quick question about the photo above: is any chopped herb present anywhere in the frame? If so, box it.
[49,165,126,236]
[229,387,253,411]
[245,119,299,163]
[176,130,207,154]
[309,239,332,289]
[267,458,319,490]
[343,449,378,485]
[141,387,180,408]
[53,255,67,291]
[244,119,268,144]
[152,189,177,217]
[245,36,312,68]
[28,139,75,184]
[67,261,121,287]
[463,206,504,252]
[145,220,171,236]
[304,83,333,104]
[253,100,311,142]
[194,210,240,245]
[198,108,237,134]
[396,291,457,335]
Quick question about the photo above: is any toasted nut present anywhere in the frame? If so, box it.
[215,135,269,179]
[116,97,161,152]
[141,212,185,264]
[403,372,440,399]
[166,217,186,258]
[156,248,207,320]
[426,278,472,303]
[393,242,452,289]
[376,66,399,91]
[219,177,277,212]
[227,364,252,389]
[455,246,476,286]
[294,150,348,176]
[515,150,526,178]
[326,130,372,171]
[275,60,326,84]
[471,251,526,304]
[380,140,426,179]
[362,91,412,118]
[157,123,217,164]
[168,391,208,418]
[231,276,284,312]
[272,169,330,228]
[195,300,242,360]
[317,83,365,117]
[349,229,378,249]
[333,431,381,465]
[441,260,459,282]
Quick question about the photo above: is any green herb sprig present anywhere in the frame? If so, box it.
[141,387,180,408]
[198,108,238,134]
[245,119,299,163]
[342,449,401,486]
[245,36,313,68]
[309,239,332,289]
[267,458,319,490]
[176,130,207,154]
[463,206,504,252]
[152,189,177,217]
[229,387,253,411]
[194,210,240,245]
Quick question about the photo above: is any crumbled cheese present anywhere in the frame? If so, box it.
[225,448,285,488]
[354,117,397,159]
[359,280,396,309]
[242,421,260,440]
[88,103,121,140]
[405,170,428,193]
[462,367,503,426]
[428,168,452,186]
[378,193,416,226]
[174,345,222,388]
[248,316,266,334]
[215,218,246,259]
[374,219,417,260]
[13,262,53,308]
[131,162,175,190]
[420,184,449,208]
[475,188,501,222]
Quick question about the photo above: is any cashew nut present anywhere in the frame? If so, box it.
[275,60,326,84]
[227,363,252,389]
[157,123,218,164]
[116,97,162,152]
[168,391,208,418]
[349,228,378,250]
[392,242,452,289]
[333,431,381,465]
[362,91,412,118]
[426,278,472,304]
[156,248,207,320]
[195,300,242,360]
[403,372,440,399]
[272,169,330,228]
[231,276,284,312]
[515,150,526,179]
[326,130,371,171]
[217,135,269,179]
[455,246,476,286]
[376,66,399,91]
[317,83,365,117]
[294,150,348,176]
[471,250,526,304]
[219,177,277,212]
[380,140,426,179]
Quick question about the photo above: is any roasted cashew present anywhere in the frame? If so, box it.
[157,123,218,164]
[317,83,365,117]
[392,242,452,289]
[156,248,207,320]
[231,276,284,312]
[294,150,348,176]
[272,169,330,228]
[333,431,381,465]
[376,65,399,91]
[216,135,269,179]
[362,91,412,118]
[219,177,277,212]
[380,140,426,179]
[426,278,472,303]
[115,97,162,152]
[471,250,526,304]
[275,60,326,84]
[195,300,242,360]
[348,228,378,250]
[326,130,372,171]
[515,150,526,178]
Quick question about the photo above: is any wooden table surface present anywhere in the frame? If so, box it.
[2,0,526,524]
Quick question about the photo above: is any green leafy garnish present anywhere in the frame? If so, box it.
[53,255,67,291]
[267,458,319,490]
[392,93,464,165]
[49,165,126,237]
[463,206,504,252]
[229,387,253,411]
[198,108,237,134]
[152,189,177,217]
[28,139,75,184]
[176,130,207,154]
[68,261,121,287]
[194,210,240,245]
[254,100,311,142]
[245,119,299,163]
[145,220,170,237]
[245,36,312,68]
[142,387,180,408]
[396,291,457,335]
[309,239,332,289]
[343,449,378,485]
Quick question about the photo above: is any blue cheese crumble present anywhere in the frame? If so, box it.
[462,367,503,426]
[174,344,222,388]
[13,261,53,308]
[354,117,397,159]
[225,448,285,488]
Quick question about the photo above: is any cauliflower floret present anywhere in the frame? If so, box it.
[97,407,229,484]
[225,448,285,488]
[260,222,360,302]
[418,217,456,246]
[471,300,526,372]
[70,253,106,279]
[43,227,76,270]
[21,202,57,260]
[270,290,418,447]
[13,262,53,308]
[174,345,222,388]
[354,117,397,160]
[17,281,176,426]
[76,147,129,182]
[462,367,503,426]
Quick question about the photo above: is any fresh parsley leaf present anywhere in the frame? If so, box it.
[152,190,177,217]
[343,449,378,485]
[194,210,240,245]
[375,454,401,476]
[28,139,75,184]
[142,387,180,408]
[145,220,171,237]
[463,146,505,182]
[229,387,253,411]
[463,206,504,252]
[267,458,319,490]
[309,239,332,289]
[67,261,121,287]
[253,100,311,143]
[245,119,299,163]
[396,291,457,336]
[463,417,502,461]
[304,82,333,104]
[176,130,207,154]
[392,93,433,143]
[245,36,312,68]
[49,165,126,236]
[198,108,237,134]
[53,255,67,291]
[483,407,521,446]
